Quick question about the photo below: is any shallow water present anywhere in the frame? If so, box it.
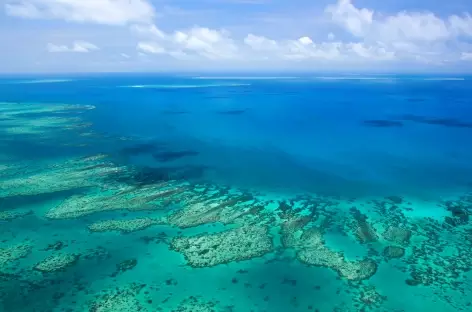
[1,74,472,311]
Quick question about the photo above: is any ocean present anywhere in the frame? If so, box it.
[1,73,472,311]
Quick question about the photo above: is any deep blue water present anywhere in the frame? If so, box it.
[2,74,472,199]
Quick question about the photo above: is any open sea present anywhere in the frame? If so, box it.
[1,73,472,311]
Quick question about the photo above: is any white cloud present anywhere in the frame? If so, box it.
[449,14,472,37]
[47,41,99,53]
[137,42,166,54]
[127,0,472,66]
[181,27,239,59]
[244,34,346,61]
[325,0,373,37]
[10,0,470,69]
[377,13,450,42]
[461,52,472,61]
[298,36,313,45]
[244,34,279,52]
[130,24,166,38]
[131,23,398,63]
[348,43,395,60]
[324,0,472,64]
[326,0,472,42]
[133,24,239,60]
[5,0,156,25]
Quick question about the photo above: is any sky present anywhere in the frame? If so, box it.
[1,0,472,73]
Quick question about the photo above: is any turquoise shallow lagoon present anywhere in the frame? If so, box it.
[1,74,472,311]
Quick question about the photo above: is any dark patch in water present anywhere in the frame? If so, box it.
[397,114,472,128]
[385,195,404,204]
[42,241,67,252]
[114,165,209,185]
[217,109,246,115]
[363,120,403,127]
[152,150,199,162]
[111,259,137,277]
[121,142,163,156]
[282,278,297,286]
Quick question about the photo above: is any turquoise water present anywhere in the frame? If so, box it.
[1,74,472,311]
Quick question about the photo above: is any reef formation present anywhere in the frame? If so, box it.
[171,226,273,267]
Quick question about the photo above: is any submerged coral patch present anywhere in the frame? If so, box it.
[297,245,377,281]
[172,296,221,312]
[46,182,187,219]
[0,156,124,198]
[0,243,32,267]
[89,283,148,312]
[171,226,273,267]
[383,226,412,245]
[168,194,256,228]
[0,102,96,145]
[0,209,32,221]
[88,218,164,233]
[350,208,378,243]
[34,253,79,273]
[286,224,378,281]
[383,246,405,259]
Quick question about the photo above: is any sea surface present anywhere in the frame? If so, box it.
[1,73,472,311]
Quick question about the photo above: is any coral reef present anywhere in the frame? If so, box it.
[45,182,187,219]
[171,226,273,267]
[358,285,386,307]
[0,156,124,198]
[88,218,164,233]
[287,225,377,281]
[171,296,221,312]
[0,209,32,221]
[167,194,256,228]
[34,253,79,273]
[0,102,96,153]
[111,259,138,277]
[277,199,380,281]
[89,283,148,312]
[298,246,377,281]
[0,243,32,266]
[443,194,471,226]
[383,246,405,259]
[382,226,412,246]
[350,208,378,243]
[83,246,111,261]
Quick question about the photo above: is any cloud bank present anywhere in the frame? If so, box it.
[3,0,472,71]
[47,41,99,53]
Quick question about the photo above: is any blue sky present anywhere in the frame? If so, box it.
[1,0,472,73]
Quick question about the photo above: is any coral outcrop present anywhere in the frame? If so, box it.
[46,182,187,219]
[34,253,79,272]
[171,226,273,267]
[0,209,32,221]
[167,194,256,228]
[284,225,377,281]
[89,284,148,312]
[88,218,164,233]
[383,226,412,245]
[171,296,220,312]
[383,246,405,259]
[0,243,32,266]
